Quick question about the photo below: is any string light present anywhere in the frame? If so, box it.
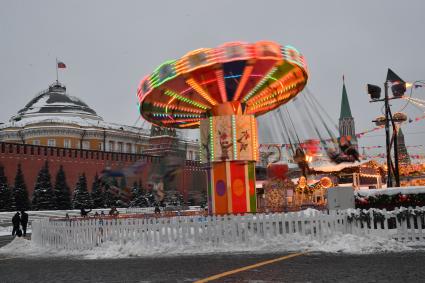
[216,69,228,102]
[152,113,201,118]
[232,115,237,159]
[186,78,218,106]
[150,60,177,87]
[209,117,214,161]
[162,118,200,124]
[164,89,210,110]
[153,102,203,114]
[251,116,258,160]
[233,65,254,101]
[179,121,200,128]
[242,67,278,103]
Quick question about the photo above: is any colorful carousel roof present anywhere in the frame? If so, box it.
[137,41,308,129]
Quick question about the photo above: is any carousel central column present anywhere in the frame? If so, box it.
[200,101,258,215]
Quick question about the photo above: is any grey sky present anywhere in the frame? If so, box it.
[1,0,425,157]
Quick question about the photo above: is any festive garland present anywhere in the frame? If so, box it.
[346,207,425,224]
[355,193,425,210]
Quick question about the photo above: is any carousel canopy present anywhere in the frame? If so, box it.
[137,41,308,129]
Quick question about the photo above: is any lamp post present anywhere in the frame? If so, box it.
[368,68,408,188]
[384,80,393,187]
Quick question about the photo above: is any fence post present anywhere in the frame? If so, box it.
[417,207,424,241]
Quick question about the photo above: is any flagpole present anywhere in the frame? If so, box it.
[56,58,59,83]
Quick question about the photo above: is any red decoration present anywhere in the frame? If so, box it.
[267,164,288,180]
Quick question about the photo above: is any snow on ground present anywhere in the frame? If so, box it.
[0,226,12,236]
[0,233,413,259]
[0,226,32,237]
[356,186,425,197]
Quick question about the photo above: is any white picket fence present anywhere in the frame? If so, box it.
[31,208,425,250]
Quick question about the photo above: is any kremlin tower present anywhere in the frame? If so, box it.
[338,77,358,150]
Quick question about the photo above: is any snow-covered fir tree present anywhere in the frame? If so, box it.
[116,177,131,208]
[13,164,30,211]
[187,190,207,206]
[103,177,119,208]
[164,190,185,207]
[131,181,142,200]
[0,165,15,211]
[91,173,105,208]
[129,181,149,207]
[72,173,93,209]
[54,165,71,210]
[31,161,57,210]
[103,183,115,208]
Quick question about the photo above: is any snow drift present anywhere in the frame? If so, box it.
[0,232,413,259]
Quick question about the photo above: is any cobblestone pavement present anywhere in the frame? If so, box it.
[1,236,425,282]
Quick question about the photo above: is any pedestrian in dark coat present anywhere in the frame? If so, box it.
[12,212,21,236]
[154,205,161,214]
[20,210,29,236]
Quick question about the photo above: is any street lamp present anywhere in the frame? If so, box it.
[367,68,408,188]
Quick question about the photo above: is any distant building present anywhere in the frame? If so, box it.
[0,81,199,159]
[338,78,357,149]
[0,82,150,152]
[0,81,205,199]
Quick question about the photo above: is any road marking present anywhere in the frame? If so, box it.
[194,252,306,283]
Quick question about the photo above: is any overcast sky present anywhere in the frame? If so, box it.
[1,0,425,156]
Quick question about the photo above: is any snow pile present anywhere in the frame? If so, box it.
[356,186,425,197]
[0,226,32,237]
[312,233,411,254]
[298,208,320,217]
[0,233,412,259]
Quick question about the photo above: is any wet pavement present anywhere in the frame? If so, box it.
[1,236,425,282]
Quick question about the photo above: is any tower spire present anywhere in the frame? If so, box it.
[340,76,353,119]
[338,76,357,147]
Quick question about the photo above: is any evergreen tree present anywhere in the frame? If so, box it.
[164,190,185,207]
[131,181,142,200]
[116,177,131,207]
[129,181,149,207]
[13,164,30,211]
[91,173,105,208]
[72,173,93,209]
[32,161,57,210]
[103,182,119,208]
[138,179,146,195]
[0,166,15,211]
[54,165,71,210]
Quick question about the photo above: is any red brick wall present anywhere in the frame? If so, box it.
[0,143,207,200]
[0,142,160,197]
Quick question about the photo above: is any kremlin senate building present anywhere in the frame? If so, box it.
[0,81,205,203]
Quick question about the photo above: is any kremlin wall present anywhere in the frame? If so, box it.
[0,82,206,200]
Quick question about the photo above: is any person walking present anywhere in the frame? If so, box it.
[108,207,118,216]
[12,212,21,237]
[154,205,161,214]
[20,210,29,237]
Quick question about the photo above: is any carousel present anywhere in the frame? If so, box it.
[137,41,309,215]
